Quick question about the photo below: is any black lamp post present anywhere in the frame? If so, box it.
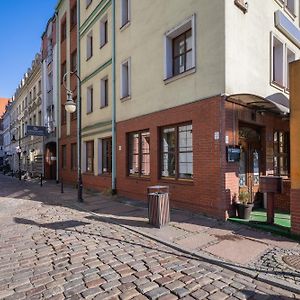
[11,134,22,181]
[62,72,83,202]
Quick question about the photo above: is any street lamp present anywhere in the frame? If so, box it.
[11,134,22,181]
[62,72,83,202]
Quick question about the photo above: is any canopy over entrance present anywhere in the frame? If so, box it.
[227,93,289,116]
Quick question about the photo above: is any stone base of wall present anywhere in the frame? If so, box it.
[291,189,300,235]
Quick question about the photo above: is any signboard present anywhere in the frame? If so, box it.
[227,146,241,163]
[26,125,48,137]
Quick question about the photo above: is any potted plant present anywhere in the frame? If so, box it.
[237,191,254,220]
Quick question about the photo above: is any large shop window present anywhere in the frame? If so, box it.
[274,131,290,176]
[102,138,112,173]
[86,141,94,173]
[161,123,193,180]
[128,131,150,177]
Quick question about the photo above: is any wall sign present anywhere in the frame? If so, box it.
[227,145,241,162]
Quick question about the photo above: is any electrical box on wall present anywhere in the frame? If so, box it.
[227,145,241,162]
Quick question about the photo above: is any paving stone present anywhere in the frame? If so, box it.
[145,287,170,300]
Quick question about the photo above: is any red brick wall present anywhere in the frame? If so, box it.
[116,96,226,219]
[82,174,112,191]
[291,189,300,235]
[274,180,290,212]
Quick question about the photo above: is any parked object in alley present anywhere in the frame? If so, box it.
[147,186,170,228]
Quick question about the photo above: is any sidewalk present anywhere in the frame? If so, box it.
[5,176,300,294]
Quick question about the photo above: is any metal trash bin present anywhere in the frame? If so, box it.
[147,185,170,228]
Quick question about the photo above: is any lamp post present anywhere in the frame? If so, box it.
[62,72,83,202]
[11,134,22,181]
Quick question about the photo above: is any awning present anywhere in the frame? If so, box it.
[226,93,289,116]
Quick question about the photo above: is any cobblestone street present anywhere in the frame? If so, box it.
[0,175,299,299]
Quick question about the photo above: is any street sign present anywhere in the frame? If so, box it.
[26,125,48,136]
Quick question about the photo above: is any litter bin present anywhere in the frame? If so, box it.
[147,185,170,228]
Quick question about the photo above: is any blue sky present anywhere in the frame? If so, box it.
[0,1,57,98]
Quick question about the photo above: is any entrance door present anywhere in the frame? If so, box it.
[45,142,57,180]
[239,126,262,203]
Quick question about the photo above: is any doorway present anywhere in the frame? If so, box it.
[45,142,56,180]
[239,124,262,203]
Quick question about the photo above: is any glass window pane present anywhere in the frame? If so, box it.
[161,153,175,177]
[186,29,192,51]
[173,34,185,56]
[186,51,193,70]
[162,128,175,152]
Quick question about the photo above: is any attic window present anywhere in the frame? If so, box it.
[234,0,248,13]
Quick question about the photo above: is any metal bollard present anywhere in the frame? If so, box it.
[40,173,43,187]
[61,178,64,193]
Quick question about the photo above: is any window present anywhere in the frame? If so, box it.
[38,80,41,94]
[62,145,67,169]
[128,131,150,176]
[100,77,109,108]
[286,48,295,89]
[86,0,92,8]
[164,15,196,79]
[70,4,77,29]
[102,138,112,173]
[61,62,67,84]
[86,141,94,172]
[71,50,77,72]
[38,110,42,126]
[274,131,290,176]
[272,35,284,87]
[71,143,77,170]
[100,16,108,47]
[121,58,130,99]
[61,19,66,42]
[286,0,295,15]
[29,91,32,102]
[87,86,93,113]
[120,0,130,28]
[86,31,93,60]
[33,86,36,99]
[161,123,193,179]
[33,115,36,125]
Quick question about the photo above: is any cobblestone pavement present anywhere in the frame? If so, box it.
[0,175,299,299]
[249,247,300,286]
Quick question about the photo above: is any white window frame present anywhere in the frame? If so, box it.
[164,14,196,81]
[271,33,285,88]
[86,31,93,60]
[100,15,108,48]
[87,85,93,114]
[120,58,131,100]
[100,76,109,108]
[286,46,296,90]
[120,0,131,29]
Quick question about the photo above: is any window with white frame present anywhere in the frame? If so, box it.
[100,16,108,47]
[86,31,93,60]
[164,15,196,80]
[120,58,131,99]
[286,47,296,89]
[272,35,284,87]
[100,77,109,108]
[87,85,93,114]
[120,0,130,28]
[286,0,295,15]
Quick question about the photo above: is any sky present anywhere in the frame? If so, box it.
[0,0,57,98]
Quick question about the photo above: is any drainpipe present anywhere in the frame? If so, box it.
[111,0,116,194]
[55,11,59,183]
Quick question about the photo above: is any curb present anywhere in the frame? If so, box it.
[73,202,300,295]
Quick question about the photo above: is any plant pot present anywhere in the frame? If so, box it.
[237,203,254,220]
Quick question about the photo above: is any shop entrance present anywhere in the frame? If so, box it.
[239,124,262,203]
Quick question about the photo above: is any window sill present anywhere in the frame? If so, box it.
[159,178,194,185]
[98,173,111,177]
[100,105,108,109]
[274,0,284,7]
[86,55,93,62]
[270,80,289,93]
[86,111,93,115]
[284,7,296,20]
[100,42,108,49]
[234,0,248,13]
[127,175,150,181]
[120,21,131,32]
[164,67,196,85]
[120,95,131,102]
